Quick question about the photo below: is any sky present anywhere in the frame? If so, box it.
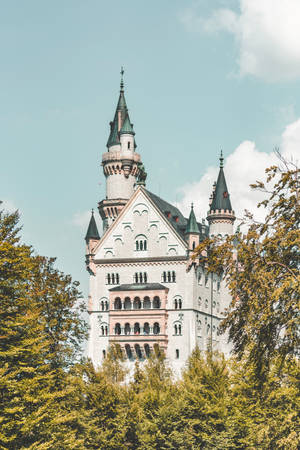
[1,0,300,297]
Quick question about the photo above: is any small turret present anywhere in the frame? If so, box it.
[207,151,235,237]
[85,209,100,254]
[185,203,200,250]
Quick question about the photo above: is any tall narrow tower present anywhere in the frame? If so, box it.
[98,69,144,231]
[207,152,235,237]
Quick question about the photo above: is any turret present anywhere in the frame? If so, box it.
[207,151,235,237]
[85,209,100,255]
[185,203,200,250]
[99,69,144,230]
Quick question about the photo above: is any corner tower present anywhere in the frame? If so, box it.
[99,69,144,231]
[207,152,235,237]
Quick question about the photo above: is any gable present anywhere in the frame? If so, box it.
[94,188,188,260]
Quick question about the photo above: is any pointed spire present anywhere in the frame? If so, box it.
[185,203,200,234]
[120,113,135,135]
[85,209,100,242]
[120,66,124,92]
[219,149,224,168]
[106,69,130,148]
[210,153,232,211]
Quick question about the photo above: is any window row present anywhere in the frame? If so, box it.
[113,296,161,310]
[103,346,179,360]
[162,271,176,283]
[198,297,220,312]
[174,298,182,309]
[134,272,147,284]
[114,322,161,336]
[106,273,120,285]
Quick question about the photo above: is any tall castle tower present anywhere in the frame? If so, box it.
[207,151,235,237]
[98,69,144,231]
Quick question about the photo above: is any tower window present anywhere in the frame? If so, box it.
[128,141,130,149]
[102,350,106,359]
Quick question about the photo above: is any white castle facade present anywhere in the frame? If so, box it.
[85,74,235,374]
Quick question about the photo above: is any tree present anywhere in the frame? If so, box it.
[0,210,88,448]
[195,156,300,379]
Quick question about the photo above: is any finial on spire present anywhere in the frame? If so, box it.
[120,66,124,91]
[220,150,224,168]
[91,208,94,215]
[191,202,194,209]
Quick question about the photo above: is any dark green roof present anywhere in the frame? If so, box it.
[107,89,129,148]
[85,211,100,241]
[109,283,167,291]
[210,167,232,211]
[185,205,200,234]
[145,189,208,240]
[120,113,135,135]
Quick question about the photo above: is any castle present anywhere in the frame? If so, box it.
[85,72,235,374]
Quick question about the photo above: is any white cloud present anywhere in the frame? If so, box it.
[176,118,300,227]
[181,0,300,81]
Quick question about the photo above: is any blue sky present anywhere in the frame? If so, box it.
[1,0,300,296]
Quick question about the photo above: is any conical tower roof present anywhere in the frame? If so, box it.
[210,152,232,211]
[85,210,100,242]
[120,113,135,135]
[106,68,130,147]
[185,204,200,234]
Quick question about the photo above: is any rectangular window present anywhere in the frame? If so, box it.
[175,349,179,359]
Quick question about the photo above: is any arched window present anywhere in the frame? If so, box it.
[153,322,160,335]
[107,274,111,285]
[102,350,106,359]
[143,272,147,283]
[124,297,131,310]
[176,349,179,359]
[167,271,171,282]
[124,323,131,335]
[105,325,108,336]
[162,271,167,282]
[153,296,160,309]
[143,296,151,309]
[116,273,119,284]
[134,272,139,283]
[136,241,139,251]
[178,299,182,309]
[172,271,176,282]
[174,324,178,335]
[101,326,104,336]
[174,299,178,309]
[135,235,147,251]
[144,240,147,250]
[144,344,150,358]
[101,301,104,311]
[133,297,141,309]
[205,299,208,309]
[105,301,109,311]
[143,322,150,335]
[134,323,140,335]
[135,344,142,359]
[139,272,143,283]
[125,344,132,359]
[115,323,121,335]
[114,298,122,310]
[192,241,196,250]
[111,274,115,284]
[178,324,182,335]
[128,141,130,149]
[140,240,143,251]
